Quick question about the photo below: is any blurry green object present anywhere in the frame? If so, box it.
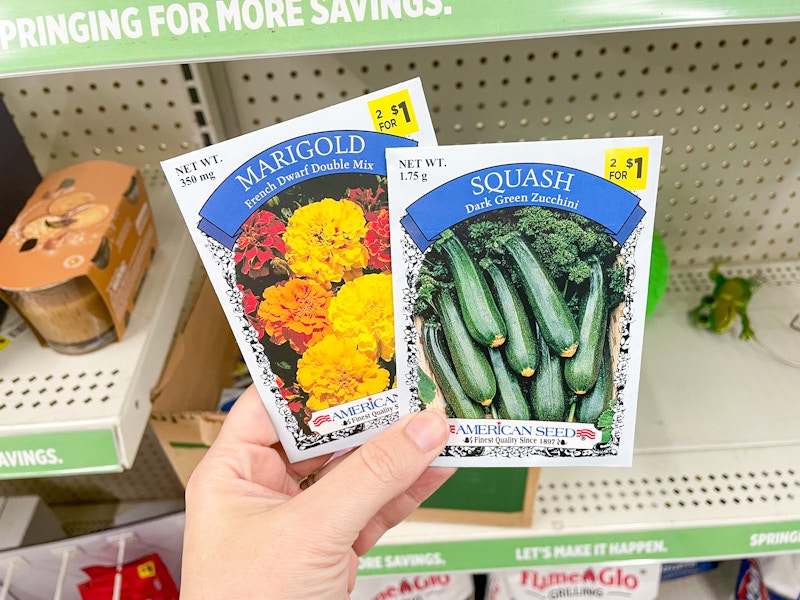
[647,231,669,317]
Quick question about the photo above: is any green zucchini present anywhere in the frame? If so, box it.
[434,289,496,406]
[530,329,569,422]
[422,321,486,419]
[437,229,506,348]
[488,347,531,420]
[481,259,539,377]
[500,233,578,357]
[576,337,614,424]
[564,256,606,394]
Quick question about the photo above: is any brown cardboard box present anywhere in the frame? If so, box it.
[150,276,240,486]
[0,161,157,354]
[151,276,240,413]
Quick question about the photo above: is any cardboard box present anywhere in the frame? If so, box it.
[0,161,157,354]
[151,276,240,413]
[150,275,240,486]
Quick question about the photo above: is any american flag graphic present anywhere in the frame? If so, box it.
[576,428,596,439]
[312,414,332,427]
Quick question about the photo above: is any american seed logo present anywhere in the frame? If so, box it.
[447,421,600,450]
[312,414,332,427]
[309,393,399,435]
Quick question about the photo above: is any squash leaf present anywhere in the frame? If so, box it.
[417,367,438,403]
[597,409,614,429]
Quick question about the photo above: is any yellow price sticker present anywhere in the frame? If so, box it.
[605,147,650,191]
[137,560,157,579]
[0,336,9,351]
[367,89,419,137]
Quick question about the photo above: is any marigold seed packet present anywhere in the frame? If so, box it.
[387,137,662,467]
[162,79,437,462]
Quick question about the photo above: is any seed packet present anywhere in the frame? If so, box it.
[162,79,436,461]
[387,137,662,467]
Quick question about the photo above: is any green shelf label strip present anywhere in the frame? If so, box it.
[360,520,800,574]
[0,429,120,479]
[1,1,799,77]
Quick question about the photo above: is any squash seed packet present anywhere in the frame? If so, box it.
[387,137,662,467]
[162,79,437,462]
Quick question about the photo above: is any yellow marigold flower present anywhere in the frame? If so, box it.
[258,278,334,354]
[328,273,395,362]
[284,198,368,286]
[298,335,390,411]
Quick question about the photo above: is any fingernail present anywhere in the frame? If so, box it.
[405,410,448,452]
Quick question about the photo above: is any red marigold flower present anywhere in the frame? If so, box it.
[246,313,267,340]
[237,285,268,338]
[349,186,386,212]
[364,208,391,272]
[238,285,261,315]
[235,210,286,277]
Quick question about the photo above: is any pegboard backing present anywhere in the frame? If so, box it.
[0,63,217,189]
[221,21,799,268]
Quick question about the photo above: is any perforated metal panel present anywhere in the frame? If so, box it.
[0,63,218,188]
[222,22,799,268]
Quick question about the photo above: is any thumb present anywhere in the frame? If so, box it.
[293,410,449,540]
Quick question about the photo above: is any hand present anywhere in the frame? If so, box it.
[180,385,454,599]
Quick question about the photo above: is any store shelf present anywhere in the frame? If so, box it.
[0,3,797,587]
[359,261,800,574]
[0,1,799,78]
[0,191,195,479]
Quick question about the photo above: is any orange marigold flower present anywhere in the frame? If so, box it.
[258,278,334,354]
[298,334,390,411]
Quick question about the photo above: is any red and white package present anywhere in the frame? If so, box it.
[485,564,661,600]
[77,552,178,600]
[352,572,475,600]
